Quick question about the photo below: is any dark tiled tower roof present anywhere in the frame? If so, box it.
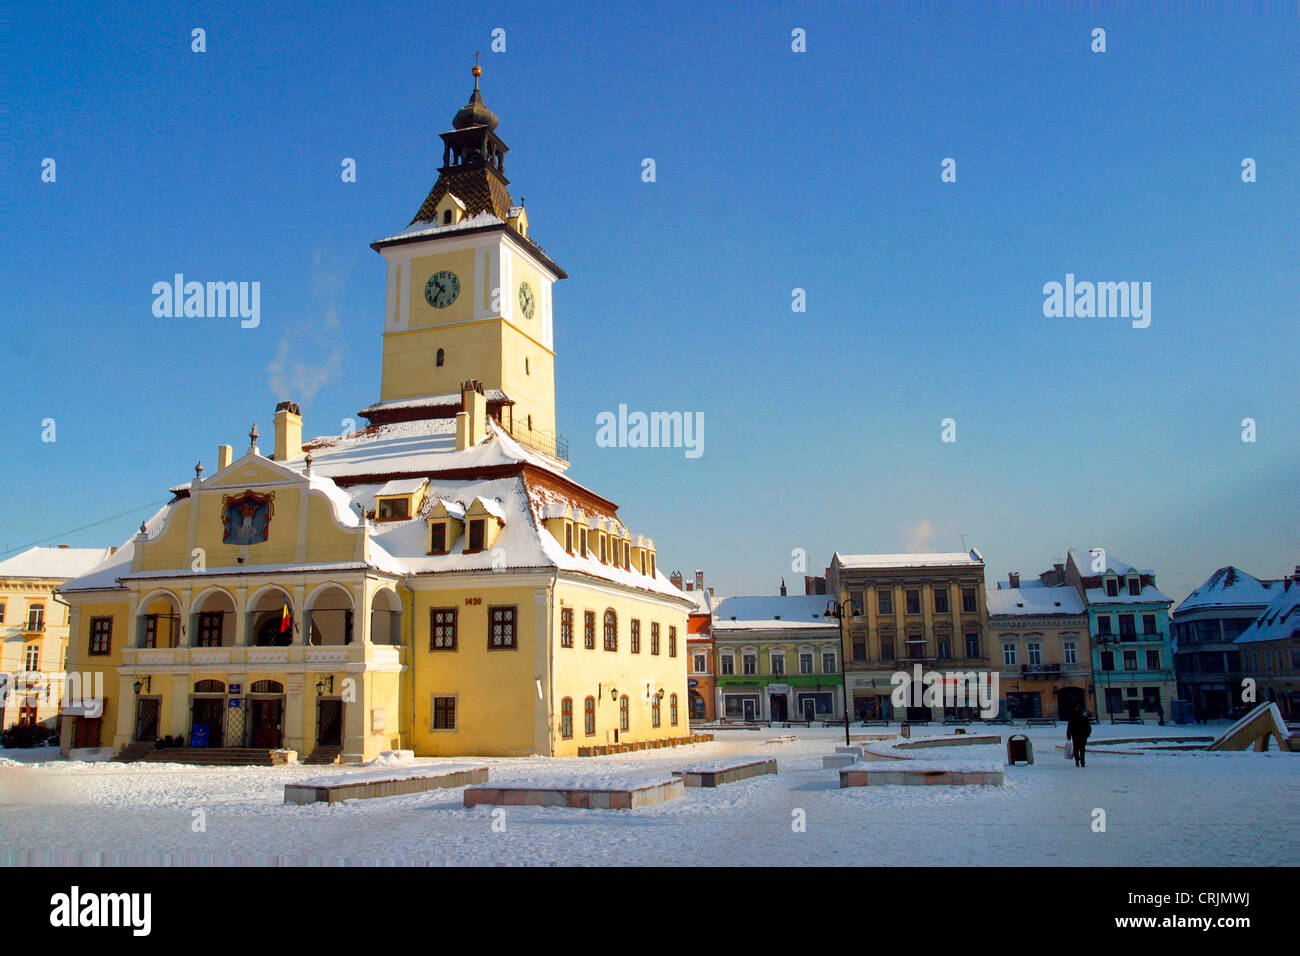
[411,62,515,225]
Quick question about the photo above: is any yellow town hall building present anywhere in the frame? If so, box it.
[59,65,694,763]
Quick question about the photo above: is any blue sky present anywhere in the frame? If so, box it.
[5,2,1297,604]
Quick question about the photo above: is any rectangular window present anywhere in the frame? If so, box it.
[651,622,661,655]
[430,607,458,650]
[721,655,734,675]
[962,588,977,613]
[771,655,785,676]
[619,696,629,731]
[599,536,607,563]
[651,697,661,728]
[668,626,677,657]
[560,607,573,647]
[488,606,517,649]
[1142,614,1157,635]
[27,604,46,631]
[432,696,456,730]
[800,653,813,674]
[143,615,159,649]
[584,697,596,735]
[965,632,980,658]
[937,639,951,659]
[1100,651,1114,671]
[197,611,223,648]
[467,519,485,552]
[1096,616,1112,636]
[1002,643,1017,666]
[905,590,921,614]
[822,652,836,673]
[1105,578,1119,597]
[24,643,40,672]
[877,590,893,615]
[933,589,949,614]
[1063,640,1077,665]
[561,698,573,739]
[1128,578,1141,596]
[584,611,595,649]
[429,523,447,553]
[880,639,895,660]
[89,616,112,655]
[1123,650,1138,671]
[603,613,617,651]
[853,640,866,661]
[0,602,5,623]
[693,653,706,673]
[850,591,865,615]
[564,523,573,553]
[1027,642,1042,666]
[631,619,641,654]
[1119,614,1136,638]
[377,497,409,519]
[742,653,756,675]
[1145,649,1161,670]
[579,527,587,557]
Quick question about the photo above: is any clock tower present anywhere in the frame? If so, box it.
[370,62,567,458]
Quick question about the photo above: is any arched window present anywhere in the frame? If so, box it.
[194,680,225,694]
[603,610,617,651]
[652,695,662,728]
[584,696,596,736]
[670,693,679,727]
[619,695,629,731]
[436,348,445,367]
[442,209,452,225]
[560,697,573,739]
[250,680,284,694]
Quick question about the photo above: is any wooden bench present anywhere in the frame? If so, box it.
[862,719,891,727]
[1026,718,1057,727]
[1111,717,1146,725]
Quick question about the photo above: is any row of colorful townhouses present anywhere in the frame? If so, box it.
[680,556,1298,726]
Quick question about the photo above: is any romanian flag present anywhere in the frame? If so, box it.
[280,602,292,634]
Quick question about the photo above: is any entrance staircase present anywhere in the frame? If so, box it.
[117,746,279,767]
[302,745,342,766]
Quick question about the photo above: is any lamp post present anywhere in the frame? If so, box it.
[826,596,862,745]
[1095,633,1115,723]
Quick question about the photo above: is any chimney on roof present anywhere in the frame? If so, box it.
[779,578,787,597]
[58,544,69,549]
[670,570,683,590]
[218,444,233,470]
[695,570,704,590]
[1053,563,1064,573]
[457,380,486,450]
[685,581,694,591]
[1009,571,1020,589]
[274,401,302,461]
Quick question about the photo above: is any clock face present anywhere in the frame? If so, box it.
[424,271,460,308]
[518,281,536,319]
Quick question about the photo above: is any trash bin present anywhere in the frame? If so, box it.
[1007,733,1033,765]
[900,721,911,739]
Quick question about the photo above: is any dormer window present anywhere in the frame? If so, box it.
[1105,577,1119,597]
[430,522,448,554]
[443,209,452,225]
[599,535,607,564]
[467,519,485,552]
[1127,576,1141,596]
[376,496,410,520]
[579,527,588,557]
[564,522,573,553]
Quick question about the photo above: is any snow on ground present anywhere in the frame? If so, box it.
[0,723,1292,866]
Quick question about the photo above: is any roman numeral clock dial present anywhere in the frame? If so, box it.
[518,281,535,319]
[424,271,460,308]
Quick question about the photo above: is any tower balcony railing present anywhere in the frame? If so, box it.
[505,422,568,462]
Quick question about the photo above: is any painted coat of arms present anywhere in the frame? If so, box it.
[221,491,275,545]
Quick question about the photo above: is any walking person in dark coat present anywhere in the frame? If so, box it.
[1067,708,1092,767]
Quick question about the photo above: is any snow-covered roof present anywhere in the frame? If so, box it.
[712,594,836,630]
[0,546,117,581]
[1175,566,1282,614]
[834,550,983,569]
[374,477,428,498]
[987,583,1085,616]
[1084,584,1171,605]
[472,496,507,521]
[1069,549,1151,577]
[357,390,510,417]
[1234,587,1299,645]
[373,209,504,245]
